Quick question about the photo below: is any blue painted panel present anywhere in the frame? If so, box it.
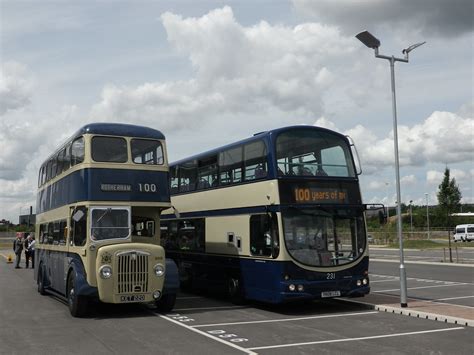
[37,168,170,214]
[166,250,370,303]
[240,257,369,303]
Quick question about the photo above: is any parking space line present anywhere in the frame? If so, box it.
[159,314,257,355]
[173,305,247,312]
[370,279,399,283]
[192,311,379,328]
[434,295,474,302]
[373,283,468,293]
[371,274,462,284]
[247,327,465,350]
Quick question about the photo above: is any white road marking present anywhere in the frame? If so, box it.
[160,314,257,355]
[370,279,399,283]
[371,273,474,285]
[434,295,474,301]
[247,327,465,350]
[173,305,247,312]
[192,311,379,328]
[373,283,468,293]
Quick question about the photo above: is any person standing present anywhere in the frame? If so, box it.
[27,235,36,269]
[24,234,33,268]
[13,233,24,269]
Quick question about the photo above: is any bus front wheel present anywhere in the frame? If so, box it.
[155,293,176,313]
[67,272,88,317]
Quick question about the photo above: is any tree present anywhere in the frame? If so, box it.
[437,167,462,262]
[437,167,462,213]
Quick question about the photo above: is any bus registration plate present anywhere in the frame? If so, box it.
[120,295,145,302]
[321,291,341,298]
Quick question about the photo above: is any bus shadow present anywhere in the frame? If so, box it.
[166,288,370,317]
[86,301,157,319]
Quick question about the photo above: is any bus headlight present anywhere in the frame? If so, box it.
[289,284,296,291]
[362,278,368,285]
[99,265,113,279]
[356,279,362,286]
[153,264,165,277]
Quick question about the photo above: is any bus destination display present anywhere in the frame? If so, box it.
[294,187,347,203]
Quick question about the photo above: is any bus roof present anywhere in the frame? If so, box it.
[170,125,348,166]
[72,123,165,140]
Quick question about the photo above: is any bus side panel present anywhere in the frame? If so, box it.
[240,259,284,303]
[37,169,170,215]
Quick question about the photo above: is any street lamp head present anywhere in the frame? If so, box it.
[356,30,380,49]
[402,41,426,54]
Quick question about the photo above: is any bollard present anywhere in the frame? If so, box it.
[7,254,13,263]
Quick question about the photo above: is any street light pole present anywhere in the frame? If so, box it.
[356,30,425,308]
[425,193,430,240]
[409,200,413,234]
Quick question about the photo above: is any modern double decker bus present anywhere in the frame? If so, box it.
[161,125,382,304]
[35,123,179,317]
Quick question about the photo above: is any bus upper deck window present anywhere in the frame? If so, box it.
[71,137,85,166]
[92,136,128,163]
[131,139,164,165]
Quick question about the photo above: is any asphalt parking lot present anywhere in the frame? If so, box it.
[162,291,471,355]
[1,250,473,355]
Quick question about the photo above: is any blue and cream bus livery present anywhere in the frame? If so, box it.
[161,125,382,304]
[35,123,179,317]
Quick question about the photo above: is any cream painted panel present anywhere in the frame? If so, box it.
[205,215,250,256]
[170,180,280,214]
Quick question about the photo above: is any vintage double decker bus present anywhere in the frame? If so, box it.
[35,123,178,316]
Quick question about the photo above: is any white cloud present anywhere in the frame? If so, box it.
[0,61,34,115]
[401,174,417,185]
[427,170,444,184]
[0,104,80,180]
[91,7,354,128]
[345,109,474,172]
[313,117,339,131]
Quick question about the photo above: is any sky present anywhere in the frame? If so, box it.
[1,0,473,223]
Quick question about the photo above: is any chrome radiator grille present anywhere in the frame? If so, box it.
[116,251,149,294]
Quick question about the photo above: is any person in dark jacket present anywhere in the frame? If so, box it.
[13,233,24,269]
[26,235,35,268]
[24,234,32,268]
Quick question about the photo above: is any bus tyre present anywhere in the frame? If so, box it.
[37,264,47,295]
[67,272,88,318]
[228,277,245,305]
[155,293,176,312]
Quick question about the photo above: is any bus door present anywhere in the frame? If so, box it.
[69,207,88,268]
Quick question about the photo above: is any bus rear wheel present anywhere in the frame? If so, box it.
[67,272,88,317]
[155,293,176,313]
